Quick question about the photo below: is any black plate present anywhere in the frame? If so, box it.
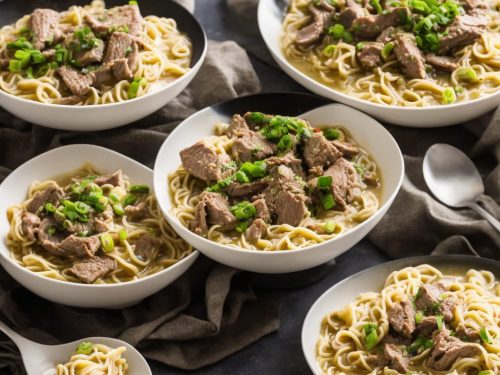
[0,0,206,68]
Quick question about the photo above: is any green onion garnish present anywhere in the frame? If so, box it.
[479,327,492,345]
[415,311,423,324]
[442,87,456,104]
[363,323,378,350]
[129,184,150,194]
[317,176,332,190]
[456,67,479,83]
[76,342,94,355]
[45,203,57,213]
[47,226,57,236]
[235,220,249,233]
[323,128,339,140]
[478,371,494,375]
[235,170,250,183]
[436,315,444,330]
[123,193,137,207]
[329,24,344,39]
[119,229,128,242]
[100,233,115,253]
[129,0,138,5]
[381,42,395,60]
[322,44,336,57]
[342,31,353,43]
[277,133,293,151]
[370,0,383,14]
[324,222,335,234]
[231,201,256,221]
[113,203,124,216]
[320,193,335,210]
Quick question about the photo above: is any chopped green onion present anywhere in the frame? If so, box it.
[76,342,94,355]
[62,200,79,221]
[342,31,353,43]
[324,222,335,234]
[436,315,444,330]
[478,371,494,375]
[108,193,120,205]
[381,42,395,60]
[317,176,332,190]
[127,81,140,99]
[119,229,128,242]
[129,0,138,4]
[329,24,344,39]
[277,133,293,151]
[94,196,109,212]
[231,201,256,221]
[45,202,57,213]
[125,46,132,56]
[235,220,249,233]
[363,323,378,350]
[100,233,115,253]
[246,112,270,125]
[415,311,423,324]
[63,219,72,230]
[29,50,45,64]
[370,0,383,14]
[323,128,339,140]
[322,44,336,57]
[479,327,492,345]
[74,201,91,215]
[123,193,137,207]
[407,336,434,355]
[47,226,57,236]
[25,67,34,78]
[7,37,33,51]
[113,203,124,216]
[320,193,335,210]
[129,184,150,194]
[235,170,250,183]
[356,42,365,50]
[442,87,456,104]
[240,161,267,179]
[14,49,31,68]
[456,67,478,83]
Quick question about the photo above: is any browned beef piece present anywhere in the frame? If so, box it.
[59,235,100,257]
[439,23,484,54]
[69,256,117,284]
[21,212,41,241]
[425,54,459,72]
[132,235,161,260]
[457,13,488,28]
[426,328,481,371]
[295,2,335,46]
[323,158,358,210]
[352,7,410,39]
[30,9,61,50]
[37,217,66,256]
[441,296,459,322]
[376,26,397,43]
[231,131,276,162]
[85,5,143,36]
[91,66,113,88]
[94,206,114,233]
[42,49,56,60]
[356,42,384,70]
[180,140,235,181]
[26,183,64,214]
[227,114,250,137]
[388,299,415,338]
[415,316,438,337]
[103,32,139,81]
[363,172,379,186]
[266,152,305,178]
[415,283,445,311]
[393,33,426,79]
[253,198,271,222]
[456,324,480,341]
[460,0,488,10]
[245,218,267,243]
[104,32,135,63]
[384,344,409,373]
[263,165,309,226]
[303,133,342,171]
[226,180,268,198]
[65,220,94,237]
[112,58,133,81]
[191,192,237,235]
[339,0,365,28]
[75,40,105,66]
[57,66,95,97]
[94,170,124,187]
[124,201,149,220]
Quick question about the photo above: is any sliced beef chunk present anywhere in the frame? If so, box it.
[384,344,409,373]
[94,206,114,233]
[415,316,438,337]
[103,32,135,62]
[124,201,149,220]
[37,217,66,256]
[363,172,379,186]
[85,5,143,36]
[332,140,359,156]
[456,324,480,341]
[191,192,237,235]
[103,32,139,80]
[388,299,415,338]
[393,33,426,79]
[68,256,117,284]
[59,235,101,257]
[180,140,235,181]
[263,165,309,226]
[295,1,335,46]
[339,0,365,28]
[415,283,445,311]
[246,218,267,243]
[303,133,342,171]
[439,24,484,54]
[323,158,358,210]
[112,58,134,81]
[57,65,95,97]
[132,235,161,260]
[376,26,397,43]
[356,42,384,70]
[352,7,410,39]
[425,54,459,72]
[30,9,61,50]
[266,152,305,178]
[75,40,105,66]
[227,114,250,137]
[65,220,94,237]
[441,296,459,322]
[26,183,64,214]
[94,170,124,187]
[231,131,276,162]
[21,212,41,241]
[225,180,268,198]
[366,354,388,368]
[253,198,271,222]
[426,328,481,371]
[91,66,113,88]
[457,13,488,28]
[460,0,488,10]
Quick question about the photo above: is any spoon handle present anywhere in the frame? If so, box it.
[468,202,500,233]
[0,319,27,347]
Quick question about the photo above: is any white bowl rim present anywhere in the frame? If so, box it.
[155,99,405,256]
[300,254,500,374]
[257,0,500,112]
[0,144,199,289]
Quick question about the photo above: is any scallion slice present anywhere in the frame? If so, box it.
[100,233,115,253]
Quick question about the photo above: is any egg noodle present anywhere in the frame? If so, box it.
[6,165,192,284]
[168,122,380,251]
[0,0,192,104]
[282,0,500,107]
[56,343,128,375]
[317,265,500,374]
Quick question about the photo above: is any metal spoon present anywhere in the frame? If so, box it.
[0,320,152,375]
[423,143,500,232]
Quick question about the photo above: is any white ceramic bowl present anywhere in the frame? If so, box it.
[0,0,207,131]
[257,0,500,127]
[301,255,500,374]
[0,144,199,308]
[153,100,404,274]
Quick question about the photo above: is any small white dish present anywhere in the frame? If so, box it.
[257,0,500,127]
[153,98,404,274]
[0,144,199,308]
[301,255,500,374]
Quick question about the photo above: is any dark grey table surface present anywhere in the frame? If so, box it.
[149,1,391,374]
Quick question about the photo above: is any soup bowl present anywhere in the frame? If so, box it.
[153,93,404,274]
[0,144,199,308]
[0,0,207,131]
[258,0,500,128]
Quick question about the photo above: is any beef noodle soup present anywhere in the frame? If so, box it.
[0,1,192,105]
[282,0,500,107]
[169,112,382,251]
[6,165,192,284]
[316,265,500,374]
